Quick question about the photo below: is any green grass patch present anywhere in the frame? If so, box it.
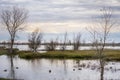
[103,50,120,61]
[0,49,8,55]
[18,50,120,61]
[19,50,96,59]
[0,48,19,56]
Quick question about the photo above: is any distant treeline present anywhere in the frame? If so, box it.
[0,42,120,46]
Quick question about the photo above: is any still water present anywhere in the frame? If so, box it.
[12,45,120,51]
[0,55,120,80]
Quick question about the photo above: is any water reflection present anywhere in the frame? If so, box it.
[0,55,120,80]
[7,55,16,79]
[99,59,105,80]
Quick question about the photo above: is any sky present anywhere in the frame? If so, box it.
[0,0,120,42]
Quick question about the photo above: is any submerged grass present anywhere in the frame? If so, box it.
[18,49,120,61]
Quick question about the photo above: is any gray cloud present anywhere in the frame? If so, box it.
[0,0,120,22]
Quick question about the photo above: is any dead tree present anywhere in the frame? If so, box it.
[88,7,116,80]
[28,29,43,52]
[73,33,81,50]
[61,32,68,51]
[88,7,115,57]
[0,6,28,53]
[45,37,58,51]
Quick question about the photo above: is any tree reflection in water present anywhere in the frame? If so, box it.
[8,55,15,80]
[74,59,105,80]
[99,59,105,80]
[0,55,119,80]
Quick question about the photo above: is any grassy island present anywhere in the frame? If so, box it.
[18,50,120,61]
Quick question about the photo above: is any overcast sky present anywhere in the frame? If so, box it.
[0,0,120,42]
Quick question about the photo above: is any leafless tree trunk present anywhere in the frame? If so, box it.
[73,33,81,50]
[45,37,58,51]
[0,6,28,54]
[28,29,43,52]
[61,32,68,51]
[88,7,116,80]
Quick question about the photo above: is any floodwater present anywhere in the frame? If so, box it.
[0,55,120,80]
[11,45,120,51]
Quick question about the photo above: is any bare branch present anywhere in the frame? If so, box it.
[28,28,43,52]
[61,32,68,51]
[73,32,81,50]
[87,7,115,57]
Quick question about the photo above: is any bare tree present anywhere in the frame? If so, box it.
[88,7,116,80]
[45,37,58,51]
[61,32,68,51]
[0,6,28,53]
[88,7,115,57]
[28,29,43,52]
[73,33,81,50]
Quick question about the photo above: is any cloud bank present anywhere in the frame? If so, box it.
[0,0,120,42]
